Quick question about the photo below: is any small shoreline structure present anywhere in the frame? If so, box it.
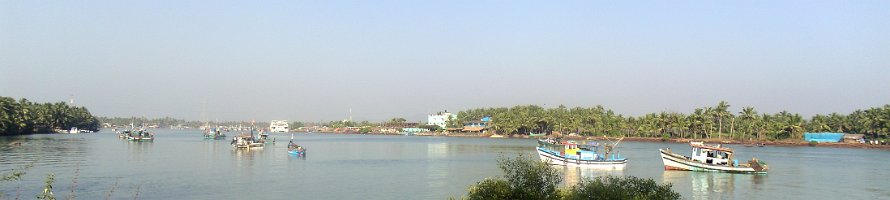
[536,137,628,170]
[660,141,768,173]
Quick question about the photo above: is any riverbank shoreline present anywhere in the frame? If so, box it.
[314,131,890,150]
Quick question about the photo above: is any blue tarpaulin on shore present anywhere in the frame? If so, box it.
[804,132,844,143]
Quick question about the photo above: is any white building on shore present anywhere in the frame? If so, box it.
[270,120,289,132]
[427,111,457,129]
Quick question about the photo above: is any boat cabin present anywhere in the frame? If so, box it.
[689,142,734,166]
[564,142,597,160]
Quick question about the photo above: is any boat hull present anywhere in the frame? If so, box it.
[536,147,627,170]
[233,143,264,149]
[288,150,305,156]
[127,137,153,142]
[659,149,765,173]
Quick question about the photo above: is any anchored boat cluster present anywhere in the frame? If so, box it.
[537,137,769,173]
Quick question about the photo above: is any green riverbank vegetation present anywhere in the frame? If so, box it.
[0,96,100,135]
[447,101,890,142]
[456,155,681,200]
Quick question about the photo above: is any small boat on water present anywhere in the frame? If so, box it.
[126,129,154,142]
[287,141,306,156]
[232,135,264,149]
[536,138,628,170]
[231,128,266,149]
[203,127,226,140]
[288,149,305,156]
[660,141,768,173]
[258,130,274,144]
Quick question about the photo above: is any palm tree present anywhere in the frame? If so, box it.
[714,101,731,139]
[739,107,758,140]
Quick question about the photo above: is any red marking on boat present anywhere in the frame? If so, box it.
[664,166,688,171]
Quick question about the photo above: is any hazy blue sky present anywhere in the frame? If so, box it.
[2,1,889,122]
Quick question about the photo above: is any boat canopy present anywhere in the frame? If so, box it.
[689,142,733,153]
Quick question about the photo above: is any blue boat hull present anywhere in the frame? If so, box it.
[288,150,305,156]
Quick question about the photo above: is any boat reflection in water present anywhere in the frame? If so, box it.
[232,147,261,163]
[127,140,153,162]
[560,166,624,187]
[662,170,766,199]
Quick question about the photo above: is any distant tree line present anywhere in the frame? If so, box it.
[448,101,890,140]
[0,96,100,135]
[97,116,272,129]
[97,116,436,132]
[307,118,426,128]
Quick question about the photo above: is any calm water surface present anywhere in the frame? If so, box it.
[1,130,889,199]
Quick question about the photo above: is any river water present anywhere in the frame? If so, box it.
[1,130,888,199]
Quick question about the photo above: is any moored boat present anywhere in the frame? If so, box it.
[536,138,627,170]
[287,141,306,156]
[660,141,768,173]
[203,127,226,140]
[231,135,264,149]
[288,149,305,156]
[258,130,274,144]
[126,129,154,141]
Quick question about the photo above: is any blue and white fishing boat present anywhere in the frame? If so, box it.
[288,147,306,156]
[536,138,627,170]
[287,134,306,156]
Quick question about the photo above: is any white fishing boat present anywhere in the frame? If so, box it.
[231,135,264,149]
[660,141,768,173]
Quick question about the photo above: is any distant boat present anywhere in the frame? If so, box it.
[69,127,79,134]
[529,133,545,137]
[490,134,505,138]
[126,129,154,142]
[287,141,306,156]
[118,130,129,139]
[231,135,264,149]
[203,128,226,140]
[660,142,768,173]
[232,129,265,149]
[258,130,274,144]
[270,120,289,133]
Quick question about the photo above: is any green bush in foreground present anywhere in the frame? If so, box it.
[562,176,681,200]
[465,155,562,200]
[459,155,681,200]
